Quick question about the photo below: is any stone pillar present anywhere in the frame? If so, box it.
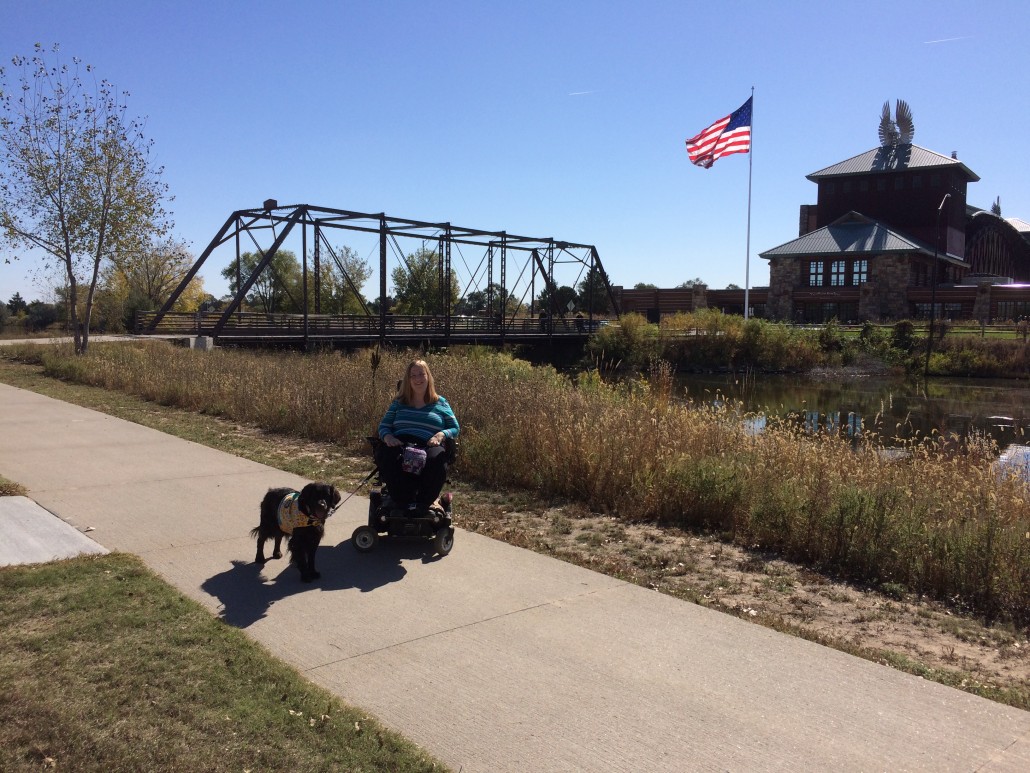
[692,284,708,311]
[858,283,879,321]
[766,258,795,320]
[873,254,910,320]
[972,283,992,322]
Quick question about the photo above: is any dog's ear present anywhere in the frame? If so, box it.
[298,483,317,515]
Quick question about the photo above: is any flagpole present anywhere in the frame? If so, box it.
[744,86,754,320]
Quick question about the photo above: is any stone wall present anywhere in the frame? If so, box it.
[858,283,880,320]
[972,282,992,322]
[870,254,910,320]
[691,284,707,310]
[766,258,796,320]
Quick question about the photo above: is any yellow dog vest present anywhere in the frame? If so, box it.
[277,492,317,535]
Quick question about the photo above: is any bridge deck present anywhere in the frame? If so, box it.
[135,311,606,347]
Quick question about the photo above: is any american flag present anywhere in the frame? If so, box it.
[686,97,752,169]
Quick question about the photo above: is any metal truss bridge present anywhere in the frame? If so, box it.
[139,202,620,348]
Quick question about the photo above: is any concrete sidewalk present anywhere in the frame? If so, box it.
[1,382,1028,772]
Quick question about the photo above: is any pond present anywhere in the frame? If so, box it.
[676,373,1030,453]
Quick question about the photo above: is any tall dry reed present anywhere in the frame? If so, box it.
[8,340,1029,624]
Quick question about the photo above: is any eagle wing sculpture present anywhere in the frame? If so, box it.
[879,101,899,147]
[878,100,914,147]
[895,99,914,144]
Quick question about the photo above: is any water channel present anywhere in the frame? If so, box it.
[676,373,1030,458]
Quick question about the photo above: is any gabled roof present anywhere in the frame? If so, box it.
[806,144,979,182]
[759,211,968,265]
[966,206,1030,239]
[1006,217,1030,234]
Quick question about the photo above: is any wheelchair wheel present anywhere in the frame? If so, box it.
[433,526,454,556]
[352,525,378,553]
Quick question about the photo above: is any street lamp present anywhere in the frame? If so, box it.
[924,192,952,378]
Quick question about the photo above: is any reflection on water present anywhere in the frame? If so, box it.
[678,373,1030,453]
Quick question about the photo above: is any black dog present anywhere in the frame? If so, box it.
[251,482,341,582]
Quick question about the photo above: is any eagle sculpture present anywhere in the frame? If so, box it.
[878,99,914,147]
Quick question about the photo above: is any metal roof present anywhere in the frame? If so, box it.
[1006,217,1030,233]
[806,144,979,182]
[759,211,968,266]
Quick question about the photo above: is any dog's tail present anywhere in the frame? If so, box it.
[249,527,261,539]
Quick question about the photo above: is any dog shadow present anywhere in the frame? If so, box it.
[200,535,443,628]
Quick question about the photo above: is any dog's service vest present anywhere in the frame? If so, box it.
[277,492,316,535]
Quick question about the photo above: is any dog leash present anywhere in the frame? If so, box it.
[327,467,379,516]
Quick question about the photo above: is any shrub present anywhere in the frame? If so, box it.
[585,313,659,371]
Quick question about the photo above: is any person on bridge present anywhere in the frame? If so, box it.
[375,359,459,513]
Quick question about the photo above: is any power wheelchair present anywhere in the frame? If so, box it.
[351,436,456,556]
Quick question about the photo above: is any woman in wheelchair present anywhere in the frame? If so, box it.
[375,359,459,515]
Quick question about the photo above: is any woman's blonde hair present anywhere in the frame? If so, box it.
[397,359,439,405]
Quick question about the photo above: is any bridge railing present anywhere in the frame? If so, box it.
[134,311,612,338]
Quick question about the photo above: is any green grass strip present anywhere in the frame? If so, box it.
[0,553,445,773]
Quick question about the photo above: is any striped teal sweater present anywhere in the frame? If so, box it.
[378,397,459,443]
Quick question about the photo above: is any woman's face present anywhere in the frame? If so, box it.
[408,364,428,394]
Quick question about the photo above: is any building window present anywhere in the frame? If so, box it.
[842,180,852,194]
[912,302,966,320]
[801,302,858,323]
[911,263,928,287]
[830,260,846,286]
[852,259,868,285]
[859,179,869,192]
[998,301,1030,320]
[931,173,941,187]
[912,175,922,189]
[825,182,835,195]
[808,261,824,287]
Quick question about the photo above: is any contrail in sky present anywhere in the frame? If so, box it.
[923,36,972,44]
[568,90,596,96]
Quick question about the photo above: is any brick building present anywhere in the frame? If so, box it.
[758,140,1030,323]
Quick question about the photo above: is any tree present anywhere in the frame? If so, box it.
[25,300,58,332]
[577,266,613,314]
[725,283,741,290]
[6,291,27,314]
[677,277,706,288]
[991,197,1002,216]
[633,282,658,290]
[310,244,371,314]
[391,247,460,315]
[368,295,394,315]
[454,288,488,316]
[111,238,200,309]
[456,282,522,317]
[0,45,172,353]
[220,250,302,314]
[95,237,205,330]
[537,284,578,316]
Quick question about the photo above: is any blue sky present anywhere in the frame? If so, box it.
[2,0,1029,306]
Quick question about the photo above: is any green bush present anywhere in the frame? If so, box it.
[585,313,659,371]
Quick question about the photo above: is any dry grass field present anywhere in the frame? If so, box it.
[1,343,1028,711]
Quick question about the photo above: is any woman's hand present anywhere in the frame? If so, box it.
[383,434,402,448]
[426,432,445,447]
